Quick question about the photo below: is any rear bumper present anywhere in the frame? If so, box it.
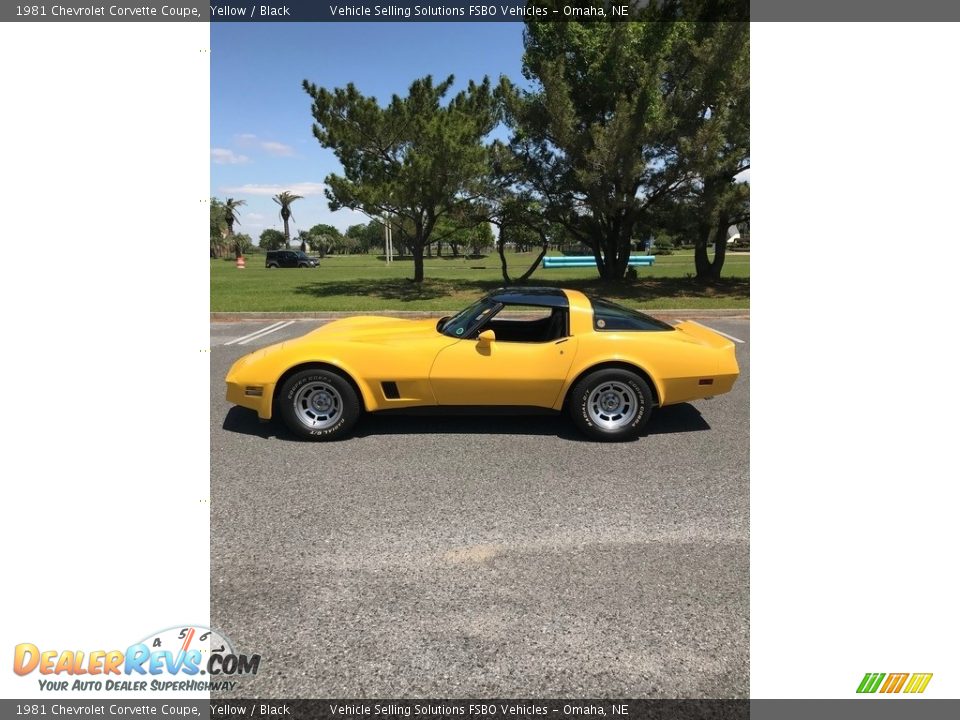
[660,372,737,405]
[660,344,739,406]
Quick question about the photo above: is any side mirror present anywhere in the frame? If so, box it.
[476,329,496,346]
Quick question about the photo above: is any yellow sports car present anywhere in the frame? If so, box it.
[225,287,739,441]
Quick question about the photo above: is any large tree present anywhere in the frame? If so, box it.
[505,9,749,282]
[272,191,302,249]
[307,223,342,257]
[680,22,750,282]
[259,228,286,251]
[303,74,499,282]
[233,232,254,257]
[346,221,383,254]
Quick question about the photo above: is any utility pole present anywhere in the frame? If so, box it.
[383,214,394,263]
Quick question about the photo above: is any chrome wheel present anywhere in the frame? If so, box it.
[293,381,343,430]
[587,381,639,430]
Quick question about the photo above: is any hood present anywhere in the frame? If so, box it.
[299,315,443,344]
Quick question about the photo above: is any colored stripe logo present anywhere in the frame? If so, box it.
[857,672,932,694]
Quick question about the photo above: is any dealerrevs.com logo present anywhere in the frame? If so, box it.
[857,672,933,694]
[13,625,260,693]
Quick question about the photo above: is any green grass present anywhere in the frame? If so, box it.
[211,250,750,312]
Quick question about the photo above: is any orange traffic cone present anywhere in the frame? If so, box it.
[236,255,246,269]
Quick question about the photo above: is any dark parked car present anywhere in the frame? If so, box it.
[266,250,318,268]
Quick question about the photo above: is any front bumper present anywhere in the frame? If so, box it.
[225,380,275,419]
[225,352,275,419]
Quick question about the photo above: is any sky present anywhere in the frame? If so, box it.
[211,23,528,242]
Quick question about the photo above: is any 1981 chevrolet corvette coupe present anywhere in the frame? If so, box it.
[225,288,739,441]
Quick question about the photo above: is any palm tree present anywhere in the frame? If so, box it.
[296,229,312,253]
[223,198,246,258]
[210,233,227,259]
[272,191,303,249]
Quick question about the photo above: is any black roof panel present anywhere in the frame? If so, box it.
[486,287,569,308]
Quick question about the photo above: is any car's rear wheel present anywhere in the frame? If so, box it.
[267,263,278,268]
[278,369,360,441]
[568,369,653,441]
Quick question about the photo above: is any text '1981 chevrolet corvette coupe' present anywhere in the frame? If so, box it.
[225,288,739,441]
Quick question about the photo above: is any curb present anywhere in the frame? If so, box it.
[211,309,749,322]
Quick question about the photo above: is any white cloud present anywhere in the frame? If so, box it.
[260,141,294,157]
[218,182,327,197]
[231,134,295,157]
[246,212,265,220]
[211,148,249,165]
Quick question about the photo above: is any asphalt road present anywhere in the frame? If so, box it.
[210,317,749,698]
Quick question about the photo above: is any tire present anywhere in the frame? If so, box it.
[278,369,361,441]
[567,368,653,441]
[267,263,278,269]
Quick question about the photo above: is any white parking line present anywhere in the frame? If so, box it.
[685,320,746,344]
[223,321,284,346]
[237,320,296,346]
[223,320,295,346]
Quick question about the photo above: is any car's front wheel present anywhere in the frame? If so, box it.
[278,369,361,440]
[568,369,653,441]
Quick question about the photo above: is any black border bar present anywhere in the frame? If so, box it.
[7,0,960,21]
[4,700,960,720]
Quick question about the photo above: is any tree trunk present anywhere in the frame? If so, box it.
[411,243,425,282]
[594,231,630,282]
[694,220,712,281]
[517,233,549,282]
[498,233,510,284]
[694,213,730,283]
[283,218,290,249]
[497,231,510,285]
[497,227,548,284]
[708,213,729,282]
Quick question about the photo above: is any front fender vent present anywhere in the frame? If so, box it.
[381,381,400,400]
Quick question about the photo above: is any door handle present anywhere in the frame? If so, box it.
[554,338,569,345]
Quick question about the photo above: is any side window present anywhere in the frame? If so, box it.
[484,305,567,343]
[591,298,673,332]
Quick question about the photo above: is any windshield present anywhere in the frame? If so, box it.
[296,251,309,259]
[440,298,499,338]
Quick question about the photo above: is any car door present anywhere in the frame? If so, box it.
[429,330,578,408]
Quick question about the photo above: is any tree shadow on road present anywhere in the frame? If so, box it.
[293,279,475,303]
[291,277,749,305]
